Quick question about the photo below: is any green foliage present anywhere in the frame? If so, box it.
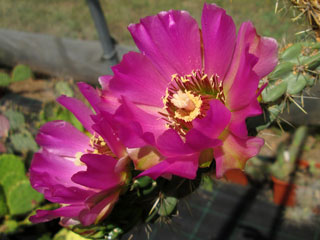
[158,196,178,217]
[0,65,33,89]
[71,224,111,239]
[7,179,43,215]
[3,110,39,153]
[271,126,308,181]
[54,228,95,240]
[2,219,19,234]
[54,81,74,97]
[11,131,38,152]
[262,42,320,104]
[0,72,11,87]
[39,101,84,132]
[201,175,214,192]
[0,154,25,178]
[4,109,25,130]
[0,186,8,217]
[37,233,52,240]
[11,64,33,83]
[0,154,43,216]
[255,42,320,131]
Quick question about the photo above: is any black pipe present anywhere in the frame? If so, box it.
[86,0,118,64]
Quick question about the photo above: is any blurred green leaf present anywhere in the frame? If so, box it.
[1,172,26,193]
[40,102,84,132]
[286,73,307,95]
[280,43,302,62]
[158,196,178,217]
[54,81,74,97]
[11,131,38,152]
[0,72,11,87]
[1,219,19,234]
[262,80,288,103]
[11,64,33,82]
[0,186,8,217]
[6,179,43,215]
[4,110,25,130]
[37,233,52,240]
[54,228,89,240]
[0,154,25,183]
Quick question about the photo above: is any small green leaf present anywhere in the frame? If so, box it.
[4,110,25,130]
[0,154,25,183]
[133,176,153,189]
[286,73,307,95]
[268,62,294,80]
[11,64,33,82]
[262,80,287,103]
[2,219,19,234]
[0,186,8,217]
[158,196,178,217]
[281,43,302,62]
[6,179,43,215]
[11,132,38,152]
[301,53,320,70]
[54,228,89,240]
[1,172,26,193]
[0,72,11,87]
[54,81,74,97]
[306,76,316,87]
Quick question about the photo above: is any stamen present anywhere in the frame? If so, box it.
[88,134,116,157]
[161,69,225,136]
[171,90,195,111]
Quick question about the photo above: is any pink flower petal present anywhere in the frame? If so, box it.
[192,100,231,139]
[128,10,201,79]
[225,48,260,111]
[240,22,278,78]
[0,143,6,153]
[201,3,236,79]
[185,129,222,151]
[77,82,101,114]
[0,114,10,137]
[92,113,126,159]
[110,52,168,107]
[29,205,84,224]
[223,21,277,92]
[157,129,194,156]
[79,190,120,226]
[113,98,166,147]
[228,98,262,138]
[57,95,94,134]
[71,154,120,190]
[30,151,83,188]
[30,151,92,203]
[36,121,90,157]
[98,75,113,90]
[138,153,199,180]
[214,131,264,177]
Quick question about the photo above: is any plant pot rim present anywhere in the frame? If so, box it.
[271,175,295,186]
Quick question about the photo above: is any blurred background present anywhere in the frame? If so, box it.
[0,0,305,45]
[1,1,320,240]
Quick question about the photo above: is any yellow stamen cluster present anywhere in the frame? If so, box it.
[89,134,116,157]
[171,90,202,122]
[160,69,225,136]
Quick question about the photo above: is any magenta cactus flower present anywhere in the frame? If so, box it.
[99,3,278,179]
[29,83,130,226]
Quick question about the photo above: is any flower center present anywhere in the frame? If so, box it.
[171,90,202,122]
[161,70,225,136]
[89,134,116,157]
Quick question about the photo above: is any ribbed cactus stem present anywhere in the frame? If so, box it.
[288,126,308,163]
[271,126,308,180]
